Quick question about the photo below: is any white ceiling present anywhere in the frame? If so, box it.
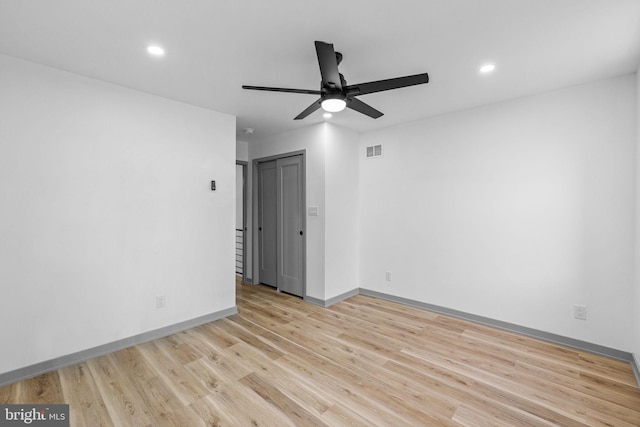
[1,0,639,142]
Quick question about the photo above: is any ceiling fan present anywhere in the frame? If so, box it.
[242,41,429,120]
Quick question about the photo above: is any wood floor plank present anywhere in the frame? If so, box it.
[191,322,239,350]
[182,329,254,382]
[577,352,639,386]
[86,354,155,427]
[137,340,209,406]
[0,381,20,404]
[356,294,441,322]
[1,279,639,426]
[220,341,332,417]
[158,333,202,366]
[141,375,207,427]
[239,372,329,427]
[217,318,285,360]
[110,346,158,383]
[328,299,425,335]
[188,379,296,427]
[385,357,588,427]
[58,363,113,427]
[399,345,589,424]
[20,371,65,404]
[186,395,226,427]
[275,352,417,426]
[187,356,306,427]
[321,403,379,427]
[452,403,514,427]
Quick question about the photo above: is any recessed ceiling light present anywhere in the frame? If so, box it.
[323,112,332,119]
[479,63,496,74]
[147,45,165,57]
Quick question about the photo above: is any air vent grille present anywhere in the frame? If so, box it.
[366,144,383,159]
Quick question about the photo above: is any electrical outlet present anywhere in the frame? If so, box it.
[156,295,166,309]
[385,271,392,282]
[574,304,587,320]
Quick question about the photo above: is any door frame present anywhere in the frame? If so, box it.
[252,150,306,297]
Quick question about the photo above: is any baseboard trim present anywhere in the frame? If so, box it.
[304,295,325,307]
[632,353,640,386]
[0,306,238,387]
[358,288,635,365]
[305,288,360,308]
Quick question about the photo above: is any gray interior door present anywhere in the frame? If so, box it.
[276,155,304,296]
[258,160,277,287]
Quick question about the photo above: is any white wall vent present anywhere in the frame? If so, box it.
[365,144,383,159]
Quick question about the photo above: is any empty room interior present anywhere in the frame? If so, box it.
[2,1,640,425]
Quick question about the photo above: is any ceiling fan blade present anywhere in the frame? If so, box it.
[347,97,383,119]
[315,41,342,90]
[242,85,322,95]
[345,73,429,96]
[294,98,322,120]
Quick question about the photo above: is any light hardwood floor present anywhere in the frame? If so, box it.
[1,280,640,426]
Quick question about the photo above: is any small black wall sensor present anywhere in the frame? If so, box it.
[211,180,216,191]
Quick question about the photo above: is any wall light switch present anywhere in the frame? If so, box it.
[211,180,216,191]
[308,206,319,216]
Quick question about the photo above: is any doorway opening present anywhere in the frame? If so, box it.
[253,151,306,297]
[236,161,247,283]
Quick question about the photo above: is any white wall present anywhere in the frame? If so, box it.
[635,68,640,365]
[236,140,249,162]
[359,75,636,351]
[0,54,236,375]
[324,125,360,300]
[247,122,359,300]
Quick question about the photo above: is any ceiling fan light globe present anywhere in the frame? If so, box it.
[321,98,347,112]
[147,45,165,56]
